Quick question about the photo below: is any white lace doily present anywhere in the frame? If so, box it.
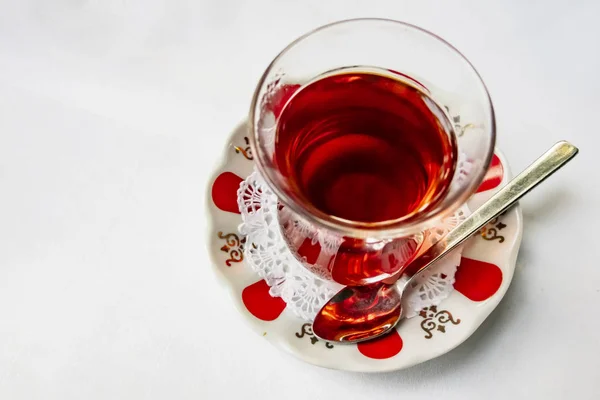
[237,170,470,321]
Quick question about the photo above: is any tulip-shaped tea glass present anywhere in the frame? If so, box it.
[249,19,495,286]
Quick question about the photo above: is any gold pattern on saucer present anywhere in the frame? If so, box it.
[419,306,461,339]
[234,137,253,160]
[218,231,246,266]
[480,215,507,243]
[296,323,334,349]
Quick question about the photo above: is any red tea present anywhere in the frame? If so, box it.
[275,69,456,223]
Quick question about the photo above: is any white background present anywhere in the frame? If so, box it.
[0,1,598,399]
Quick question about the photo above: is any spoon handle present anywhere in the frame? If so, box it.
[398,141,579,281]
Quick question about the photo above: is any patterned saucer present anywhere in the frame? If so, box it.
[207,123,522,372]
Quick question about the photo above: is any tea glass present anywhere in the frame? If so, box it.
[249,19,495,286]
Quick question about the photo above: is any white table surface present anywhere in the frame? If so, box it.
[0,1,598,399]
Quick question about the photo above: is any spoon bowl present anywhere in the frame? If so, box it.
[312,283,402,343]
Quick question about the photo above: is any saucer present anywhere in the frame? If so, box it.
[207,123,522,372]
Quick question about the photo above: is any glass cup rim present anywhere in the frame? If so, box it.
[249,18,496,239]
